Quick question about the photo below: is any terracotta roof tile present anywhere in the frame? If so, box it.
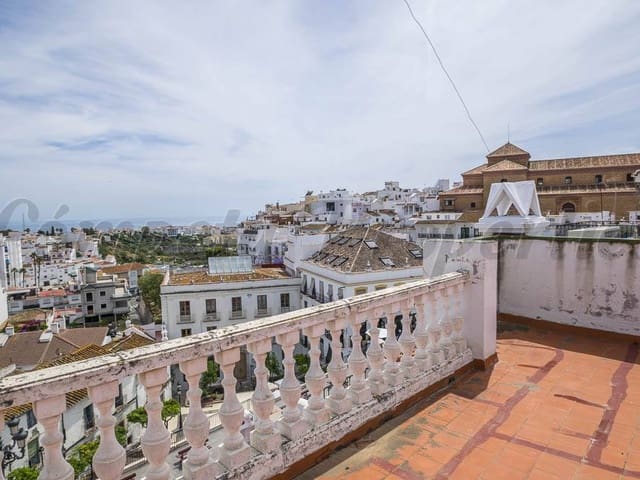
[483,159,528,172]
[486,142,530,158]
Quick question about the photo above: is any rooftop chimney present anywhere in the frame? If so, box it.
[51,322,60,334]
[5,326,14,336]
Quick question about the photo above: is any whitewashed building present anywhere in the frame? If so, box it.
[298,226,424,308]
[160,257,301,340]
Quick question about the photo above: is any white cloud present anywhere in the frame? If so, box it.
[1,0,639,221]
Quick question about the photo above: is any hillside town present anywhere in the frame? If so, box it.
[1,142,639,477]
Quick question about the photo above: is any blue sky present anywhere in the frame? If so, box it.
[1,0,640,222]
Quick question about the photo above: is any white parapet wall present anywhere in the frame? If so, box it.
[498,237,640,335]
[423,238,498,363]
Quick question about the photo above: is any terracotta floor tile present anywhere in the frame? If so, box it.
[533,451,581,478]
[573,464,622,480]
[446,462,484,480]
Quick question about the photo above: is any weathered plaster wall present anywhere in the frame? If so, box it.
[498,238,640,335]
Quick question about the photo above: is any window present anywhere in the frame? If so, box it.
[257,294,267,311]
[231,296,242,312]
[100,303,107,310]
[115,384,123,407]
[327,284,333,300]
[87,305,94,314]
[181,328,192,337]
[561,202,576,213]
[500,178,508,182]
[409,248,423,259]
[375,284,387,291]
[380,257,395,267]
[536,178,544,186]
[280,293,290,308]
[27,409,37,428]
[470,202,476,208]
[564,176,572,184]
[444,199,454,207]
[595,174,603,184]
[85,292,93,302]
[354,287,367,295]
[205,298,217,314]
[326,202,335,212]
[628,173,635,182]
[364,240,378,249]
[99,291,106,297]
[84,405,95,429]
[206,326,217,331]
[179,300,191,316]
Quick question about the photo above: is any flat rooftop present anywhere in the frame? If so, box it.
[300,322,640,480]
[168,267,292,285]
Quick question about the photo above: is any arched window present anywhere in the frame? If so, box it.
[564,176,572,184]
[595,174,603,184]
[536,178,544,186]
[561,202,576,213]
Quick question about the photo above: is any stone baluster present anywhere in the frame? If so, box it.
[429,291,445,365]
[398,300,418,378]
[214,348,251,469]
[366,315,385,395]
[139,367,171,480]
[382,305,402,386]
[326,317,352,415]
[453,283,468,353]
[33,395,74,480]
[302,324,329,426]
[87,381,126,480]
[347,312,372,404]
[413,296,432,372]
[247,339,281,452]
[179,357,221,479]
[276,331,308,440]
[439,288,456,359]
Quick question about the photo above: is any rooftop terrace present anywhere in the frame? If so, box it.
[168,266,291,285]
[302,320,640,480]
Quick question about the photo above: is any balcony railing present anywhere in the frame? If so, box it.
[256,307,271,318]
[204,312,219,322]
[178,314,193,323]
[280,306,291,313]
[230,310,245,320]
[0,272,473,480]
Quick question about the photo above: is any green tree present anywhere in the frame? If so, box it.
[294,353,310,378]
[138,271,164,321]
[126,399,181,428]
[200,359,220,398]
[7,467,39,480]
[265,352,283,381]
[67,439,100,475]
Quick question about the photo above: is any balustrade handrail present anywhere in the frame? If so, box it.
[0,272,467,408]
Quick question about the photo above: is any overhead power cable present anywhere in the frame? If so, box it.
[401,0,490,152]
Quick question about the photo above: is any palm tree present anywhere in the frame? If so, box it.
[19,267,26,287]
[11,267,17,287]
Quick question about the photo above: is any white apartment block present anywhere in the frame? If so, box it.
[160,257,301,340]
[309,189,354,225]
[237,223,288,265]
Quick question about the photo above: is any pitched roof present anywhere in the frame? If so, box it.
[461,164,488,176]
[483,159,529,172]
[486,142,530,158]
[439,186,484,196]
[529,153,640,171]
[0,327,108,370]
[303,226,423,273]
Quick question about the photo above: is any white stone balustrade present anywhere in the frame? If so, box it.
[0,272,480,480]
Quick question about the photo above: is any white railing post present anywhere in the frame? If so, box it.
[87,380,126,480]
[214,347,251,469]
[33,395,74,480]
[413,295,431,371]
[382,305,402,387]
[276,331,308,440]
[453,283,468,353]
[398,299,417,378]
[347,312,372,404]
[247,338,281,453]
[326,317,352,415]
[139,367,171,480]
[302,324,329,426]
[439,288,456,359]
[428,291,445,365]
[179,357,221,479]
[366,315,385,395]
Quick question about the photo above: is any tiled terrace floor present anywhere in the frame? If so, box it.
[299,322,640,480]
